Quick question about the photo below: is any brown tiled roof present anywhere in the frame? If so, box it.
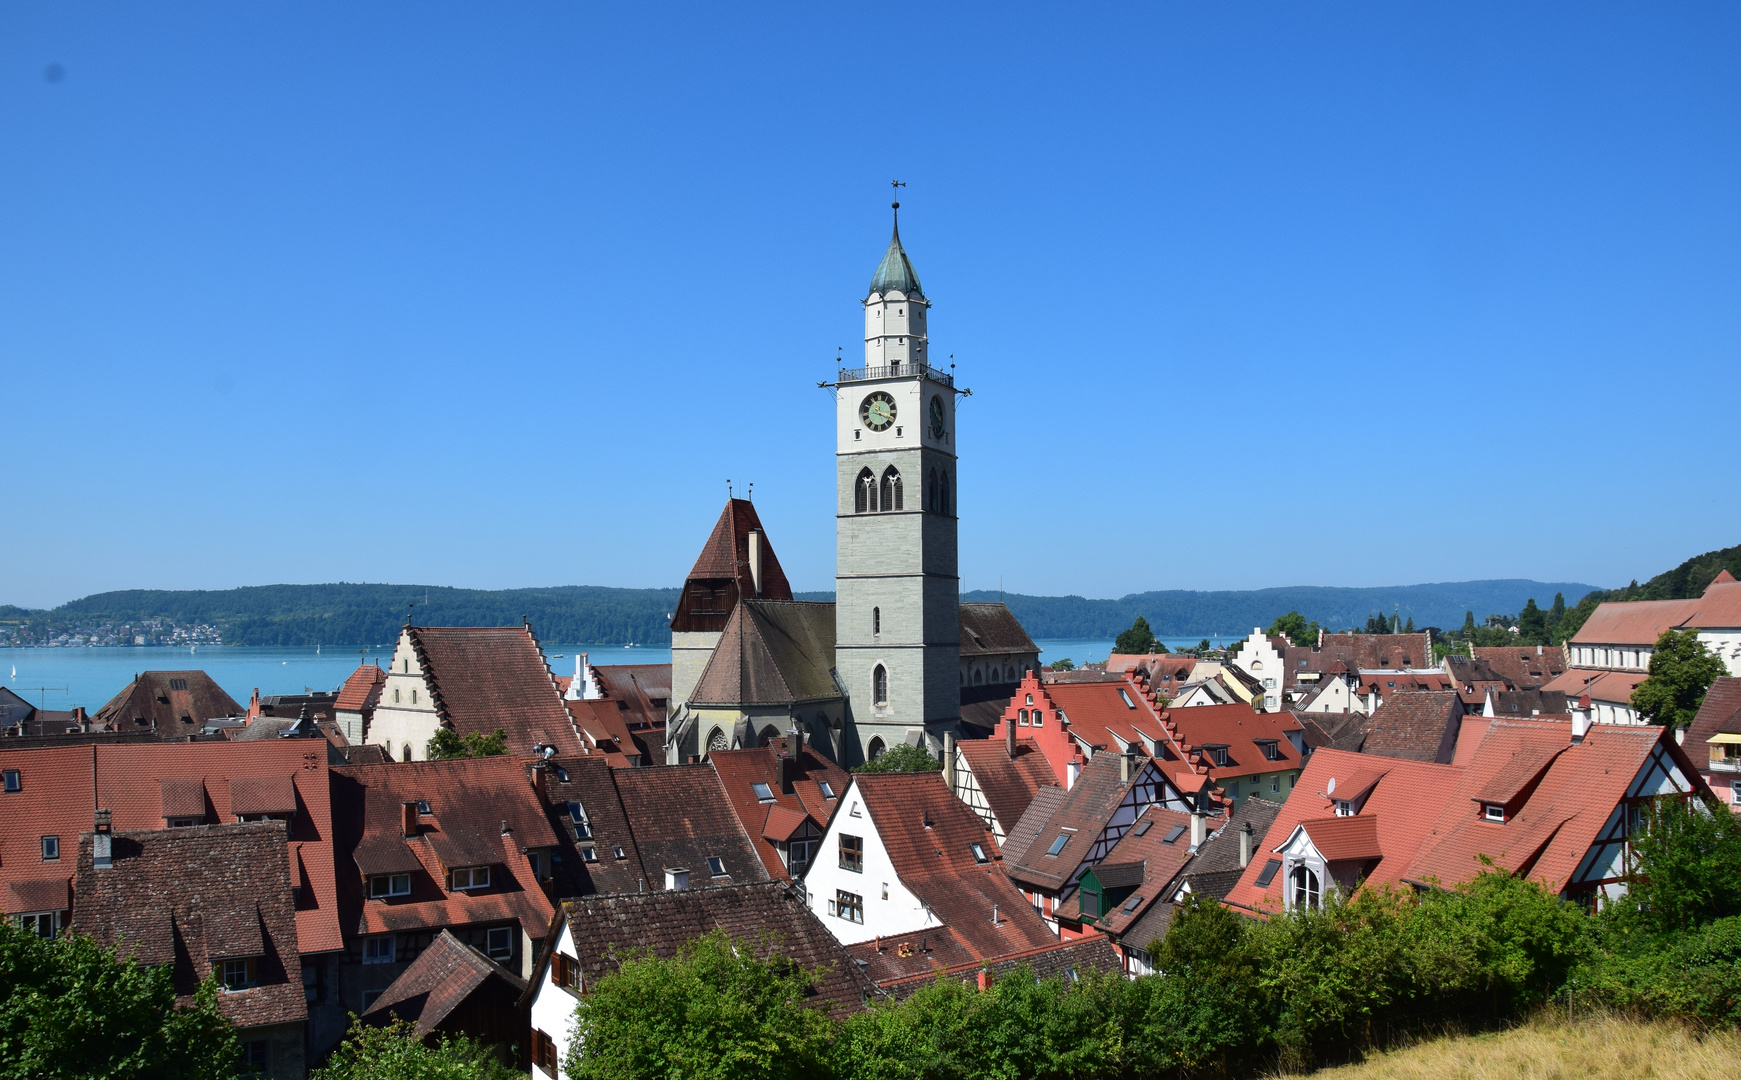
[1686,677,1741,759]
[852,773,1057,960]
[611,765,769,889]
[0,741,342,954]
[73,823,306,1030]
[1006,754,1141,893]
[1279,635,1432,689]
[362,928,525,1036]
[844,926,980,984]
[1684,579,1741,629]
[1542,668,1647,705]
[1470,646,1566,689]
[562,700,636,767]
[1294,709,1367,754]
[709,742,847,880]
[533,755,643,896]
[5,876,69,915]
[1052,805,1197,935]
[1179,795,1283,900]
[1362,691,1465,764]
[998,786,1069,867]
[959,603,1039,658]
[331,756,560,938]
[407,625,584,758]
[1571,599,1698,646]
[669,500,795,634]
[955,737,1058,836]
[688,601,839,707]
[1489,690,1570,717]
[540,882,872,1014]
[335,665,387,713]
[91,671,245,736]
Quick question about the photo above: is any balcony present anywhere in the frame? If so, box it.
[837,362,953,387]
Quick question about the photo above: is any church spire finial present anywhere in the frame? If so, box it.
[869,183,923,299]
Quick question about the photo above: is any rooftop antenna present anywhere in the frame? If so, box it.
[405,602,414,628]
[747,482,753,502]
[727,478,733,499]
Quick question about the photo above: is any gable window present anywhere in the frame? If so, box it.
[531,1029,558,1076]
[369,874,411,899]
[363,936,396,964]
[40,836,59,861]
[167,817,200,828]
[449,866,491,891]
[1045,834,1070,857]
[835,889,864,923]
[554,953,581,991]
[401,744,412,763]
[1032,709,1044,727]
[4,769,20,792]
[970,842,989,864]
[1289,865,1321,910]
[1018,709,1030,726]
[752,782,776,803]
[394,689,401,704]
[221,957,259,991]
[485,927,513,961]
[707,856,727,877]
[1025,694,1034,706]
[839,834,864,872]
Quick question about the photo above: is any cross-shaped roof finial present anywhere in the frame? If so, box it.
[890,179,905,211]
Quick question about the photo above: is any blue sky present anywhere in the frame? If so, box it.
[2,3,1737,609]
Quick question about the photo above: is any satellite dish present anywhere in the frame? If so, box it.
[1327,776,1337,795]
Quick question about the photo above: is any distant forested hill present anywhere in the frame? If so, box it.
[11,577,1603,647]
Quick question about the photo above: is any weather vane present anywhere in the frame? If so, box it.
[890,179,905,209]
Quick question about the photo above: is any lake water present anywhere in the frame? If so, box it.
[2,636,1245,712]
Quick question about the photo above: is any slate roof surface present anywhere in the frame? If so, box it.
[852,772,1057,959]
[1686,677,1741,757]
[709,741,848,880]
[689,601,840,707]
[612,765,770,889]
[0,740,342,953]
[549,882,874,1013]
[335,665,387,713]
[1405,719,1703,894]
[1361,691,1464,764]
[1470,647,1567,689]
[91,671,245,736]
[955,736,1058,834]
[73,823,307,1029]
[331,756,559,938]
[406,625,584,758]
[959,604,1039,657]
[362,928,525,1035]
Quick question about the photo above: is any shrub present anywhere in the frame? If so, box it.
[311,1016,521,1080]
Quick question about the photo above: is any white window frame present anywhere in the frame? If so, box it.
[369,873,411,899]
[450,865,491,891]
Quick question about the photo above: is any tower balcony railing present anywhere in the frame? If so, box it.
[836,362,953,387]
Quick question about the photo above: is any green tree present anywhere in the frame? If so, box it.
[566,929,835,1080]
[1548,592,1567,638]
[1622,795,1741,934]
[1363,614,1390,635]
[1050,657,1076,671]
[1266,611,1320,648]
[852,743,941,774]
[1114,616,1157,655]
[1463,610,1477,637]
[0,919,238,1080]
[1631,629,1727,729]
[1403,616,1416,633]
[426,727,508,759]
[1517,598,1547,644]
[312,1017,521,1080]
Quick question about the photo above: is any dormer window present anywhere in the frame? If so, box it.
[449,866,491,891]
[1335,800,1353,817]
[369,874,411,898]
[1483,803,1506,822]
[221,957,260,991]
[1204,745,1230,767]
[1255,740,1281,761]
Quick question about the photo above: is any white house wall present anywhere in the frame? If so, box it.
[801,783,940,946]
[530,918,579,1080]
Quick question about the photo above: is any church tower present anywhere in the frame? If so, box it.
[833,200,961,764]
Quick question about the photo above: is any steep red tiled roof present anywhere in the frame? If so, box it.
[1404,719,1703,894]
[335,665,387,713]
[1362,691,1465,764]
[0,741,342,954]
[1470,646,1567,689]
[331,756,559,938]
[91,671,245,736]
[1223,749,1463,914]
[1686,677,1741,763]
[1163,702,1304,781]
[407,625,584,758]
[362,928,525,1035]
[709,741,848,880]
[1297,815,1382,861]
[611,765,769,888]
[955,737,1058,836]
[543,882,872,1013]
[1542,668,1647,704]
[668,500,795,634]
[853,772,1057,959]
[536,755,644,897]
[73,823,306,1029]
[1360,671,1454,697]
[563,699,637,767]
[1571,599,1698,646]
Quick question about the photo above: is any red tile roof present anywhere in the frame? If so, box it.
[1470,646,1567,689]
[331,756,559,938]
[335,665,387,713]
[362,927,525,1036]
[611,764,770,888]
[0,741,342,953]
[853,772,1057,960]
[1161,702,1304,782]
[709,741,848,880]
[1571,599,1698,646]
[1296,815,1382,862]
[1542,668,1647,704]
[1684,578,1741,629]
[668,499,795,634]
[407,626,585,758]
[954,736,1058,836]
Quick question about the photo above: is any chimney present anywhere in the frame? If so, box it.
[1120,752,1134,784]
[665,867,690,891]
[500,819,511,836]
[402,802,418,838]
[93,808,112,869]
[748,530,763,597]
[977,969,989,991]
[780,743,798,795]
[1189,793,1208,851]
[943,731,957,791]
[1239,820,1254,868]
[1066,755,1081,791]
[1005,716,1017,759]
[1572,695,1593,745]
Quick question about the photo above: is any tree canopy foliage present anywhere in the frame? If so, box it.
[1114,615,1157,654]
[311,1017,521,1080]
[1631,630,1728,729]
[0,919,238,1080]
[426,727,509,759]
[852,743,942,774]
[1265,611,1319,648]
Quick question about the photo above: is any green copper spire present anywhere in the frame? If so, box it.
[868,204,924,299]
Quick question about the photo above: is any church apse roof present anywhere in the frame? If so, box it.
[688,601,839,708]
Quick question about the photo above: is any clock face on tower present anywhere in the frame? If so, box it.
[928,395,945,438]
[859,391,897,432]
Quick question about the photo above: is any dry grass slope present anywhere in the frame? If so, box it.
[1292,1012,1741,1080]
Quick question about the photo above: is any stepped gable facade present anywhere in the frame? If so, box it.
[74,822,308,1079]
[91,670,245,736]
[1361,690,1465,764]
[709,735,849,881]
[367,624,584,763]
[1684,676,1741,808]
[361,928,527,1053]
[329,756,561,1020]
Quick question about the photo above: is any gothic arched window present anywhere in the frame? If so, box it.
[880,467,902,512]
[873,664,889,706]
[872,607,880,635]
[868,736,886,761]
[401,744,412,763]
[855,468,875,514]
[706,727,729,754]
[1290,865,1321,910]
[926,469,939,513]
[972,667,983,686]
[759,725,780,747]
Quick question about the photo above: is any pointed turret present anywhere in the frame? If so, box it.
[868,212,925,299]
